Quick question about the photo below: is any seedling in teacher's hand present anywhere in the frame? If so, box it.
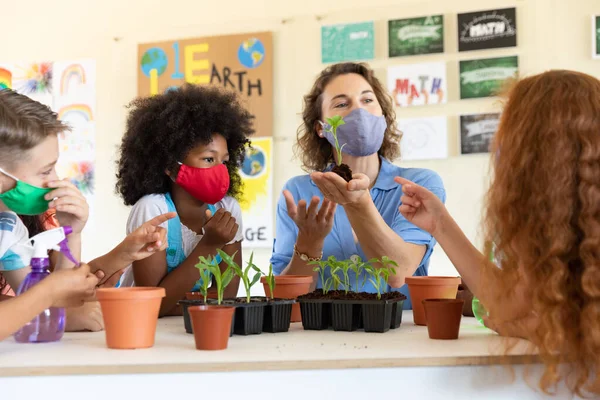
[219,249,261,303]
[325,115,346,166]
[324,115,353,182]
[263,263,276,300]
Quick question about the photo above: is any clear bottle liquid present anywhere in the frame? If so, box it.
[13,257,66,343]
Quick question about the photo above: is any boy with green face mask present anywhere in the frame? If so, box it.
[0,88,176,334]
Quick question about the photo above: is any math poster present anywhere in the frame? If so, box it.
[238,137,273,248]
[594,15,600,59]
[398,117,448,160]
[460,113,500,154]
[388,15,444,57]
[138,32,273,137]
[458,8,517,52]
[387,62,447,107]
[459,56,518,99]
[321,21,375,63]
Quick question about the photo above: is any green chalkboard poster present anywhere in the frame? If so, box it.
[388,15,444,57]
[321,21,375,63]
[594,15,600,59]
[459,56,518,99]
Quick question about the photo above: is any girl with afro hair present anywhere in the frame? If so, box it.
[116,84,253,316]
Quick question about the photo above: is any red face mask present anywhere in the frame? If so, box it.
[175,163,230,204]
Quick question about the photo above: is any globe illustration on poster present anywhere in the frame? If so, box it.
[241,146,266,177]
[140,47,168,77]
[238,38,265,69]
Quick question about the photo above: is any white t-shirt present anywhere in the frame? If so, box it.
[119,194,243,287]
[0,211,31,271]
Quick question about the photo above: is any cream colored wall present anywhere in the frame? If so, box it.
[3,0,599,284]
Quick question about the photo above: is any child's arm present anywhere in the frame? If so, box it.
[0,264,98,341]
[87,212,175,287]
[134,208,239,317]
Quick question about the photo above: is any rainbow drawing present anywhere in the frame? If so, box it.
[58,104,94,122]
[14,63,52,95]
[60,64,86,95]
[0,68,12,89]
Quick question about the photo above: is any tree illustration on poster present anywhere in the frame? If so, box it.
[137,32,274,248]
[321,22,374,63]
[460,113,500,155]
[458,8,517,52]
[594,15,600,59]
[388,15,444,57]
[459,56,518,99]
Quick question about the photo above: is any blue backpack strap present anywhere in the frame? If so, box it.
[164,193,186,273]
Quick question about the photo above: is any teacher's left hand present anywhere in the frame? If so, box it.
[310,172,370,205]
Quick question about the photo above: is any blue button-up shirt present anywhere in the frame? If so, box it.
[270,157,446,309]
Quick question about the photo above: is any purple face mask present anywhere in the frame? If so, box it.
[321,108,387,157]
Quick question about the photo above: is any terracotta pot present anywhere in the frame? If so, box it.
[189,305,235,350]
[261,275,313,323]
[423,299,464,340]
[185,291,218,301]
[405,276,461,325]
[96,287,165,349]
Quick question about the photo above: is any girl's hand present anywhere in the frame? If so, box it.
[200,208,239,249]
[283,190,336,245]
[394,176,448,236]
[46,179,89,234]
[310,172,370,206]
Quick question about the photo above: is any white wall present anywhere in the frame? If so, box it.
[3,0,599,284]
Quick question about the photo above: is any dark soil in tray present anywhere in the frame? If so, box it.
[298,290,406,302]
[331,163,353,182]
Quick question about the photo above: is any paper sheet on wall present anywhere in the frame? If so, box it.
[0,60,96,233]
[398,117,448,160]
[238,137,273,248]
[387,62,447,107]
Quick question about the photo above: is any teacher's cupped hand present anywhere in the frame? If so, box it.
[310,171,370,205]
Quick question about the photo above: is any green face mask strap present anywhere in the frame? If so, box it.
[0,167,19,183]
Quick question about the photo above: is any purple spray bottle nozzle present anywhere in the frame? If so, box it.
[59,225,79,267]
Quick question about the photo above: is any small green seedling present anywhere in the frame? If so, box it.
[196,252,235,305]
[349,256,368,293]
[331,259,352,294]
[364,258,398,300]
[218,249,261,303]
[194,256,214,303]
[325,115,346,166]
[309,259,331,294]
[263,263,276,300]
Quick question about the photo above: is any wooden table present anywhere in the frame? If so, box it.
[1,311,561,400]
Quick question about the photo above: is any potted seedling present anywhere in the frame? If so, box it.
[324,115,353,182]
[260,264,295,333]
[187,255,236,350]
[180,255,236,336]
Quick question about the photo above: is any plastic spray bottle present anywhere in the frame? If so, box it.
[13,226,79,343]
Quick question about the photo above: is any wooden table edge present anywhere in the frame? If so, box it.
[0,354,541,377]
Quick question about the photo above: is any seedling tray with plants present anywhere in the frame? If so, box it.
[180,251,295,336]
[298,256,405,333]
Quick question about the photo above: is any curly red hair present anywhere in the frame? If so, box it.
[483,70,600,396]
